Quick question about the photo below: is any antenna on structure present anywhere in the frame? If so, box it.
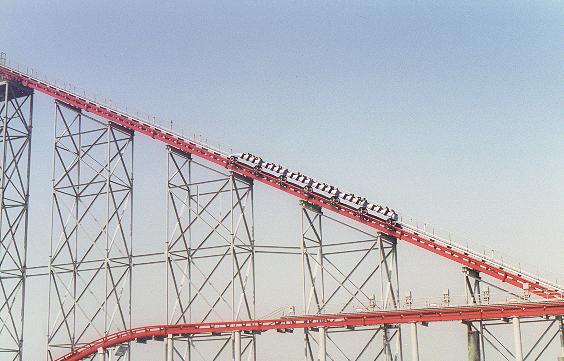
[0,52,6,65]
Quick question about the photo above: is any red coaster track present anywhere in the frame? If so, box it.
[56,301,564,361]
[0,63,560,300]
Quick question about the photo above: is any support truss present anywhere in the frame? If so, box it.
[47,101,134,361]
[463,268,564,361]
[300,201,402,361]
[0,81,32,361]
[166,148,255,361]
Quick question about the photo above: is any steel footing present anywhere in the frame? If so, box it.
[0,81,33,361]
[166,148,255,361]
[300,201,402,361]
[47,101,134,360]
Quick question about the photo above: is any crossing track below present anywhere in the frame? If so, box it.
[55,300,564,361]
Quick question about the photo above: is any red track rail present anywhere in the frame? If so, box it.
[56,301,564,361]
[0,64,561,299]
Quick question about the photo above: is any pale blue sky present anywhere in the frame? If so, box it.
[2,1,563,360]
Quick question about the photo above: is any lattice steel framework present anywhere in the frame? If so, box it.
[462,268,564,361]
[0,81,32,361]
[300,201,402,361]
[47,101,134,361]
[166,148,255,361]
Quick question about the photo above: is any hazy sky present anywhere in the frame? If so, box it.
[2,1,563,360]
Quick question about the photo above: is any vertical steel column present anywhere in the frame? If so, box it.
[301,201,325,361]
[463,268,482,305]
[97,348,106,361]
[47,101,134,360]
[410,323,419,361]
[234,331,241,361]
[318,327,327,361]
[512,318,523,361]
[560,316,564,360]
[300,202,402,360]
[166,148,255,361]
[379,234,401,361]
[0,81,33,361]
[166,334,174,361]
[463,268,483,361]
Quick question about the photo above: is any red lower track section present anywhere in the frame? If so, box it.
[0,65,561,299]
[56,301,564,361]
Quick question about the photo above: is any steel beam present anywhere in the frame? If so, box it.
[0,81,32,361]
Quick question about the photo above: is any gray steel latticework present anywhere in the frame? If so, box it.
[166,148,255,361]
[0,81,32,361]
[47,101,133,360]
[300,202,402,361]
[462,268,564,361]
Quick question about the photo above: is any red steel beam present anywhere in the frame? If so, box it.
[56,301,564,361]
[0,64,561,299]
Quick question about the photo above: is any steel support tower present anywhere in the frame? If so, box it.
[166,148,255,361]
[0,80,32,361]
[462,268,564,360]
[300,201,402,361]
[47,101,134,360]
